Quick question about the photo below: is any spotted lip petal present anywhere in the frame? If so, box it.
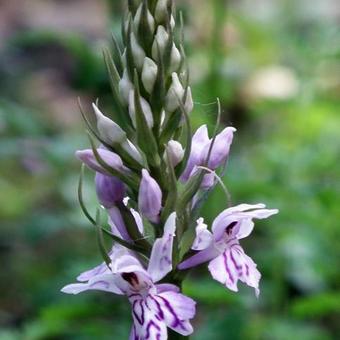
[129,287,196,339]
[208,244,261,297]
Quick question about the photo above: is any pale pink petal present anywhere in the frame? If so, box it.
[178,245,220,270]
[61,273,123,295]
[148,212,176,282]
[77,245,130,282]
[208,252,238,292]
[156,291,196,336]
[212,204,279,241]
[156,284,180,294]
[108,206,132,241]
[131,297,168,340]
[130,208,144,234]
[208,245,261,296]
[192,218,213,251]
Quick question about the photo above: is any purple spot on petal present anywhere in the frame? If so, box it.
[223,252,235,284]
[132,300,145,326]
[230,250,242,271]
[145,320,161,339]
[157,295,189,332]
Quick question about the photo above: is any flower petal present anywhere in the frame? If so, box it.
[148,212,176,282]
[108,206,132,241]
[178,245,220,270]
[130,297,168,340]
[76,245,130,282]
[208,244,261,296]
[61,273,122,295]
[156,291,196,336]
[212,203,279,241]
[156,284,180,294]
[130,208,144,234]
[192,218,213,251]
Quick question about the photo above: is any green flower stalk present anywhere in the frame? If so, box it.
[62,1,279,339]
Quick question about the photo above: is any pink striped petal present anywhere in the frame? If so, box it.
[148,212,176,282]
[61,273,123,295]
[178,245,220,270]
[156,291,196,336]
[208,244,261,296]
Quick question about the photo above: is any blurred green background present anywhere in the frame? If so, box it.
[0,0,339,339]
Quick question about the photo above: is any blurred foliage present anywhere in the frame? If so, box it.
[0,0,339,339]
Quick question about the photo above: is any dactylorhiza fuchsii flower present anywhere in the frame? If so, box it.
[178,204,279,296]
[62,213,196,339]
[62,0,279,339]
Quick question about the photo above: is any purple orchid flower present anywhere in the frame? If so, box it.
[178,204,279,296]
[138,169,162,223]
[61,213,196,339]
[180,124,236,188]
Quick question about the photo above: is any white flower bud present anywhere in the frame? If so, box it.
[134,4,155,33]
[131,32,146,69]
[165,72,185,112]
[155,0,168,23]
[166,140,184,167]
[128,90,154,128]
[152,26,169,60]
[184,86,194,114]
[142,57,158,94]
[170,15,175,29]
[119,70,133,104]
[169,43,181,73]
[92,103,126,144]
[121,139,143,164]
